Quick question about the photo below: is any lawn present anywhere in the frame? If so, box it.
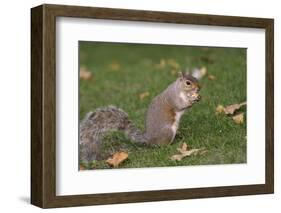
[79,41,247,169]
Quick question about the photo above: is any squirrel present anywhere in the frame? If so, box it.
[79,72,201,163]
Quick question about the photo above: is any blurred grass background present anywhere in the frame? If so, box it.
[79,41,246,169]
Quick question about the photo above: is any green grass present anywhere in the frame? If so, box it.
[79,41,247,170]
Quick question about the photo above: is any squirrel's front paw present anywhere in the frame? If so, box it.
[189,92,201,103]
[192,92,200,98]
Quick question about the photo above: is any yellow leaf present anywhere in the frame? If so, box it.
[170,143,207,161]
[170,148,206,161]
[208,74,216,80]
[139,91,150,100]
[224,102,246,115]
[200,67,207,76]
[80,66,92,80]
[106,151,128,168]
[176,142,189,154]
[216,105,225,114]
[181,142,188,151]
[170,154,185,161]
[232,113,244,124]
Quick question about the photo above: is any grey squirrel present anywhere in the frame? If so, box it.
[79,72,201,163]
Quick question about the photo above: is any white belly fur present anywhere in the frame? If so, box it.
[171,110,185,142]
[179,92,188,103]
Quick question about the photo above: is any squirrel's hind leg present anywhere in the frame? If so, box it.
[147,126,174,145]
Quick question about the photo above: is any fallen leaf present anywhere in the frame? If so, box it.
[181,142,188,151]
[109,61,120,71]
[208,74,216,80]
[170,148,206,161]
[106,151,128,167]
[170,154,185,161]
[216,105,225,114]
[80,66,92,80]
[191,67,207,80]
[170,143,207,161]
[181,148,206,156]
[200,67,207,76]
[224,102,246,115]
[176,142,189,154]
[232,113,244,124]
[139,91,150,100]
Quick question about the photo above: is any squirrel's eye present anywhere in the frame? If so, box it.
[186,81,191,86]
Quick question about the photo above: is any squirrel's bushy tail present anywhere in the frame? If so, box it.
[79,106,147,163]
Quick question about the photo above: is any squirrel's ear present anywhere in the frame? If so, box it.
[178,71,184,81]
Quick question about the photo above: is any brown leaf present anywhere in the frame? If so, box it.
[176,142,189,153]
[181,142,188,151]
[80,66,92,80]
[170,154,185,161]
[224,102,246,115]
[109,61,120,71]
[106,151,128,167]
[170,143,206,161]
[179,148,205,156]
[232,113,244,124]
[139,91,150,100]
[170,148,206,161]
[208,74,216,80]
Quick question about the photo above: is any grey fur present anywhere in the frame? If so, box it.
[79,106,146,163]
[145,74,200,145]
